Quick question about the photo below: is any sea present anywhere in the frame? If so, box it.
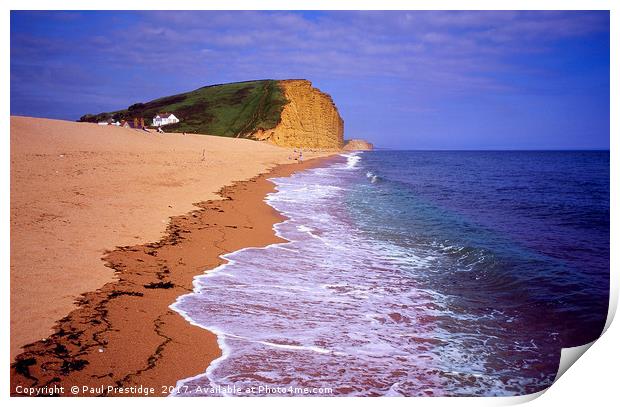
[171,150,609,397]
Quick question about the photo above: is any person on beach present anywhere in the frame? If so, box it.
[299,149,303,162]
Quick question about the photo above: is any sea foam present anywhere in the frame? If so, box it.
[170,151,557,396]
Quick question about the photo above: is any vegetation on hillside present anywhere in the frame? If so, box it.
[79,80,288,137]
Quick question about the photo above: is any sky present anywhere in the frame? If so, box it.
[10,10,610,150]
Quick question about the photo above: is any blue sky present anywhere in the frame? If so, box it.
[10,10,609,149]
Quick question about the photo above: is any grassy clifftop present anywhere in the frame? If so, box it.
[79,80,288,137]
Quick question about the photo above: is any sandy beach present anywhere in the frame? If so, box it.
[10,116,334,395]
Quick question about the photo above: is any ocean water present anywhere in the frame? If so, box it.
[172,151,609,396]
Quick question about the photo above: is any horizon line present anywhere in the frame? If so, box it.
[370,148,610,152]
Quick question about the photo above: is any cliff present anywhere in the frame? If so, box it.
[343,139,374,151]
[250,80,344,149]
[79,79,344,149]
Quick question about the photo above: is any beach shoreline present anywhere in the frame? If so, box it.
[11,154,335,396]
[10,116,337,396]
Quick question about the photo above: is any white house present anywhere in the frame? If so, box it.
[152,113,180,127]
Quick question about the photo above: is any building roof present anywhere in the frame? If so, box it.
[120,120,139,128]
[156,112,174,119]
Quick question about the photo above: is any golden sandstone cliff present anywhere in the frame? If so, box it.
[343,139,374,151]
[251,80,345,149]
[81,79,347,150]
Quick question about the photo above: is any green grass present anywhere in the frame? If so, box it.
[79,80,288,137]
